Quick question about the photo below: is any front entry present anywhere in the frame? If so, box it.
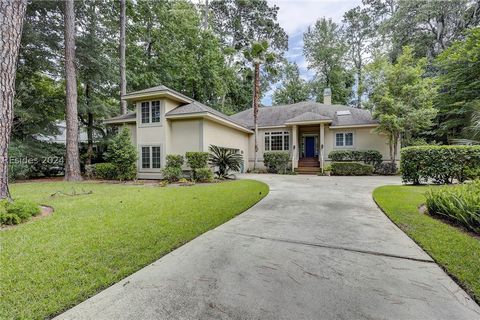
[305,136,315,157]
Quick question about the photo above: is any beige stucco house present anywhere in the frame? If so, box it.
[105,85,398,178]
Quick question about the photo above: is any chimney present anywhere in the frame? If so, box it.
[323,88,331,105]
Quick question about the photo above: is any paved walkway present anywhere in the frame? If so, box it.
[57,175,480,320]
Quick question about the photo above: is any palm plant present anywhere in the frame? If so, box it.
[244,40,275,169]
[208,145,243,179]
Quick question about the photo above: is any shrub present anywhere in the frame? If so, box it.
[375,162,398,175]
[465,167,480,181]
[8,140,65,181]
[208,145,243,179]
[94,163,117,180]
[0,213,21,225]
[162,166,183,183]
[328,150,382,167]
[186,152,209,180]
[195,167,214,182]
[162,154,184,182]
[330,162,374,176]
[426,181,480,234]
[401,146,480,184]
[263,152,290,174]
[105,127,137,180]
[165,155,184,168]
[0,199,40,225]
[6,200,40,221]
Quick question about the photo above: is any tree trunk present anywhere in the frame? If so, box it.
[119,0,127,115]
[64,0,82,181]
[203,0,209,30]
[0,0,27,200]
[253,62,260,170]
[85,83,94,166]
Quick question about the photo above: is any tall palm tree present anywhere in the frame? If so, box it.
[244,40,274,169]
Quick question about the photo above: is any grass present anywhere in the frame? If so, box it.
[0,180,268,319]
[373,185,480,303]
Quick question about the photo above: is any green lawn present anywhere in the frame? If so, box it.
[0,180,268,319]
[373,185,480,303]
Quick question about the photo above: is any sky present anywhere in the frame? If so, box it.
[263,0,362,105]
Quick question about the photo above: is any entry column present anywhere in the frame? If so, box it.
[292,125,298,170]
[319,123,325,170]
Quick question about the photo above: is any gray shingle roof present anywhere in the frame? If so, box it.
[230,101,377,128]
[122,85,193,102]
[105,112,136,122]
[166,101,250,129]
[285,112,332,123]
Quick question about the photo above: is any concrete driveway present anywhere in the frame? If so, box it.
[57,175,480,320]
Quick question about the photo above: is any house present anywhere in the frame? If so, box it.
[105,85,398,178]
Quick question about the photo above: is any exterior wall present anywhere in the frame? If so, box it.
[135,97,181,179]
[248,126,292,170]
[170,119,203,169]
[247,124,398,171]
[203,119,250,173]
[324,126,399,163]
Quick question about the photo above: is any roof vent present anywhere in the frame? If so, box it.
[336,110,351,116]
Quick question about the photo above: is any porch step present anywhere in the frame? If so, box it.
[298,158,320,167]
[295,167,320,175]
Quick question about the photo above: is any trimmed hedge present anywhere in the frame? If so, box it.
[93,163,117,180]
[263,152,290,174]
[186,152,209,180]
[162,154,185,182]
[426,181,480,234]
[328,150,382,167]
[375,162,398,175]
[165,154,184,168]
[331,162,374,176]
[401,146,480,184]
[195,167,214,182]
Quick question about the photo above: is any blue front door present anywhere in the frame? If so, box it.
[305,137,315,157]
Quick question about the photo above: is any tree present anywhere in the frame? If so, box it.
[105,126,137,180]
[244,40,275,169]
[435,27,480,142]
[119,0,127,115]
[0,0,28,200]
[303,17,353,105]
[14,1,64,141]
[363,0,480,60]
[272,62,310,105]
[365,46,438,162]
[343,6,373,107]
[76,1,118,166]
[63,0,82,181]
[209,0,287,111]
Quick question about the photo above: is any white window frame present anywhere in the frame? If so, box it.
[138,100,163,127]
[264,131,290,152]
[139,145,162,172]
[335,132,354,148]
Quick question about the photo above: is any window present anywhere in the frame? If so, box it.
[141,146,150,168]
[151,101,160,123]
[152,147,161,168]
[141,102,150,124]
[140,100,161,124]
[264,131,290,151]
[141,146,161,170]
[335,132,354,147]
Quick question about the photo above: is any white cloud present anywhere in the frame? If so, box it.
[268,0,361,34]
